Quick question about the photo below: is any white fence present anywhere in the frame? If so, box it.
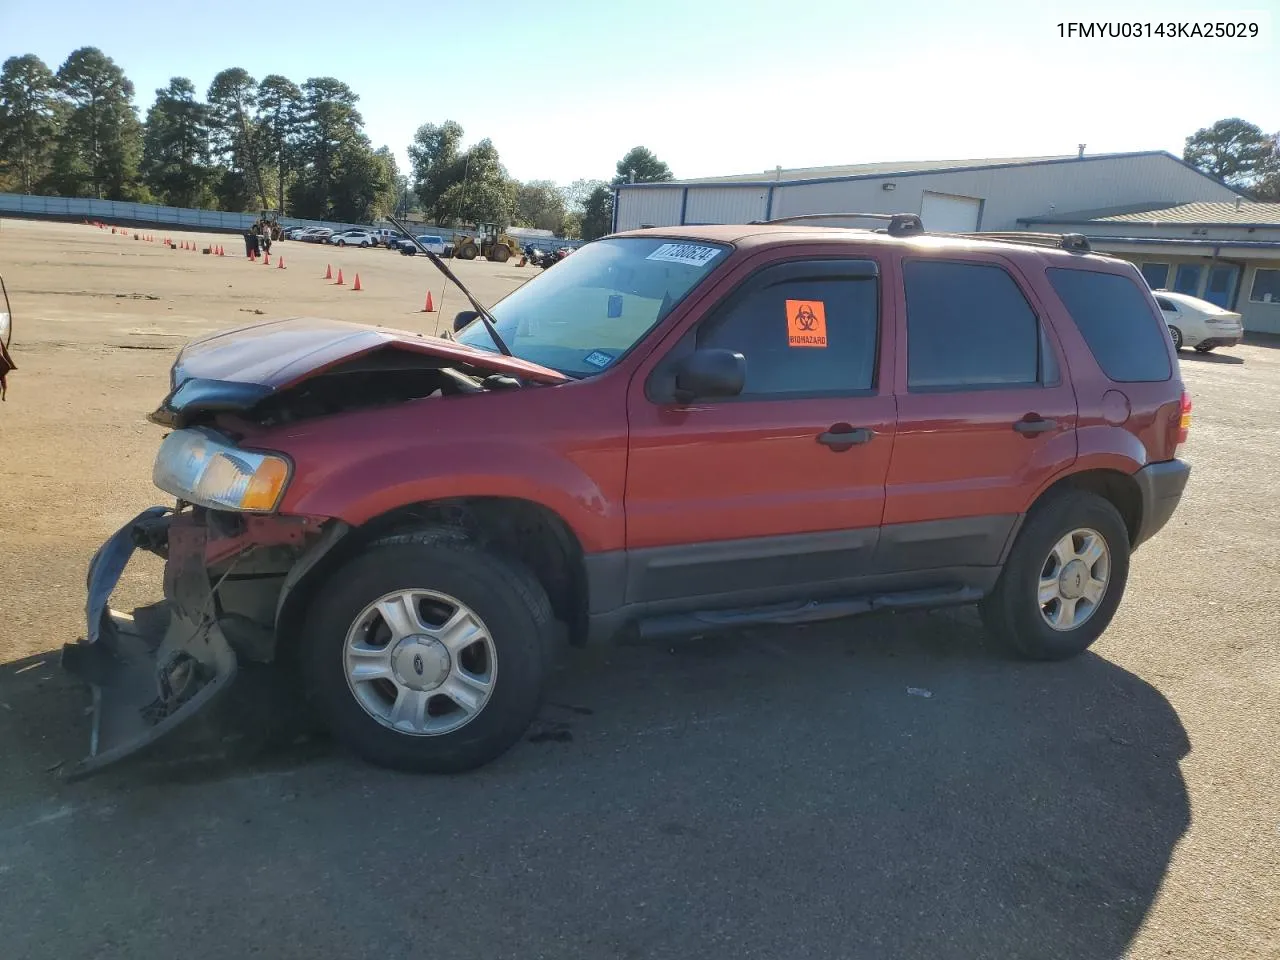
[0,192,587,249]
[0,192,375,234]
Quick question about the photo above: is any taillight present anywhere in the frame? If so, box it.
[1176,390,1192,450]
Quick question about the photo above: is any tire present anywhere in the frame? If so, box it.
[1168,326,1183,351]
[337,240,346,246]
[489,247,510,263]
[980,490,1130,661]
[1194,344,1214,354]
[458,246,477,261]
[300,531,557,773]
[360,241,369,248]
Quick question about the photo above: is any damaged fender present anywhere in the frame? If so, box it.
[60,507,238,780]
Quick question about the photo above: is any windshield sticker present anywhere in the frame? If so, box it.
[607,294,623,318]
[645,243,722,267]
[786,300,828,348]
[583,351,615,369]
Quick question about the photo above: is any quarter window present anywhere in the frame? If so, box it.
[697,271,879,397]
[903,260,1041,390]
[1047,268,1172,383]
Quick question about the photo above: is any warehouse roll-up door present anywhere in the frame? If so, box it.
[920,191,982,233]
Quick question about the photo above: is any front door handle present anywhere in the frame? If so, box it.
[817,425,874,448]
[1013,416,1057,435]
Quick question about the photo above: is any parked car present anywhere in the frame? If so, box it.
[371,228,399,248]
[1152,289,1245,353]
[62,219,1193,780]
[397,234,448,256]
[285,227,311,241]
[300,227,332,243]
[330,229,377,248]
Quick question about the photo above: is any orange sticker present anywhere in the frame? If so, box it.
[786,299,827,348]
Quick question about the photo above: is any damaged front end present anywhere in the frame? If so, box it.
[61,505,339,780]
[60,456,341,780]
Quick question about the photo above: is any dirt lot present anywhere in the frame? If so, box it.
[0,218,1277,959]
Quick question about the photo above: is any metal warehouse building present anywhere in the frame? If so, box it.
[613,151,1280,334]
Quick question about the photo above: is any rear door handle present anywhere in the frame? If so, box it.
[1013,416,1057,435]
[817,426,874,448]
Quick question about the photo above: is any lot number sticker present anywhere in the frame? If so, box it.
[786,300,828,348]
[645,243,721,267]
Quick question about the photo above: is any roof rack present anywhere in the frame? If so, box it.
[751,212,925,238]
[954,231,1092,253]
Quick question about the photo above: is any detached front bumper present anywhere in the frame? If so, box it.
[59,507,238,780]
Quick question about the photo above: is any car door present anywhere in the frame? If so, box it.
[879,253,1078,575]
[624,253,898,608]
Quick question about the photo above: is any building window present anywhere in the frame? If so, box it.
[1140,262,1170,289]
[903,260,1040,390]
[1249,268,1280,304]
[1174,264,1203,296]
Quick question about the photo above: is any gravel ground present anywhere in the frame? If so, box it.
[0,218,1276,960]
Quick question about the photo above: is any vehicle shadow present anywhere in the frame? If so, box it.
[0,608,1190,960]
[1243,332,1280,350]
[1180,350,1245,364]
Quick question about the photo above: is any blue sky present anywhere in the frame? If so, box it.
[2,0,1277,184]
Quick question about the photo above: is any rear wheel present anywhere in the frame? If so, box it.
[1168,326,1183,351]
[1194,344,1214,354]
[300,531,556,773]
[980,491,1130,661]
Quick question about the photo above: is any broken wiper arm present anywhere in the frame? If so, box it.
[387,215,513,357]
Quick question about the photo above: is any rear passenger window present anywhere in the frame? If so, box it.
[903,260,1040,390]
[697,272,879,397]
[1047,268,1173,383]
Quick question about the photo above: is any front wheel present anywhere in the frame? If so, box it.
[1168,325,1183,351]
[1194,344,1214,354]
[300,531,556,773]
[336,240,346,246]
[980,491,1130,661]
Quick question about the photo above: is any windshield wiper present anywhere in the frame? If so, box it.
[387,215,513,357]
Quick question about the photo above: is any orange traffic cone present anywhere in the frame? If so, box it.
[352,273,362,292]
[324,264,333,280]
[277,256,285,269]
[422,291,435,312]
[334,269,345,286]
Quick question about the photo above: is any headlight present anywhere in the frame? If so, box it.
[153,428,291,513]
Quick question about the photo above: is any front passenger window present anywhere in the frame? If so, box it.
[697,275,880,398]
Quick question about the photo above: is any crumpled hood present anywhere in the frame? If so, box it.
[171,316,568,389]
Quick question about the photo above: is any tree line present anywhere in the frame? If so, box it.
[16,49,1268,239]
[0,48,676,239]
[0,49,402,224]
[1181,118,1280,200]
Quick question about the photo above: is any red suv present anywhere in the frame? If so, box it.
[61,217,1192,778]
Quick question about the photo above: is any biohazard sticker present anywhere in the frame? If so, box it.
[786,300,827,348]
[645,243,722,267]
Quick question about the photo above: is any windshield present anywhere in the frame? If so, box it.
[455,237,728,377]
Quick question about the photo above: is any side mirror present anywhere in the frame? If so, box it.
[453,309,479,333]
[672,348,745,403]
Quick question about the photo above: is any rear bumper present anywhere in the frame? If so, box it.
[1197,334,1242,349]
[1132,459,1191,550]
[59,507,238,780]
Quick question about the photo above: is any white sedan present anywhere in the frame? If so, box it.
[329,229,377,248]
[1153,290,1244,353]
